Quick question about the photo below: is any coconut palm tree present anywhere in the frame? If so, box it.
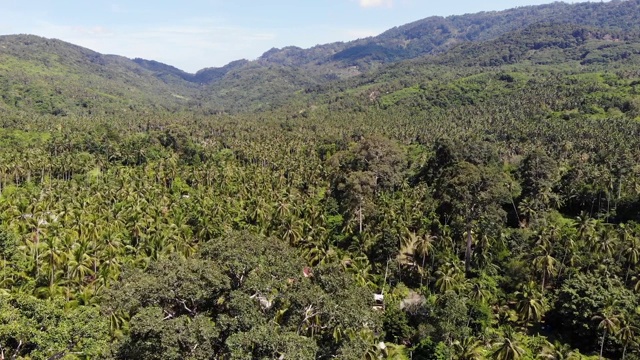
[453,336,484,360]
[532,245,557,294]
[516,281,545,327]
[435,262,463,294]
[620,227,639,283]
[618,316,638,360]
[491,326,525,360]
[592,309,621,360]
[537,340,583,360]
[414,231,436,285]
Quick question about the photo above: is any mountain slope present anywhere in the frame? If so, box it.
[0,35,197,116]
[3,1,640,115]
[257,0,640,69]
[193,0,640,112]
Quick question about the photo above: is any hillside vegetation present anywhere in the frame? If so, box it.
[2,1,640,359]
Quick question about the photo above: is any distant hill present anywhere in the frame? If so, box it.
[196,0,640,111]
[255,0,640,69]
[430,22,640,67]
[0,34,197,116]
[132,58,250,85]
[2,0,640,115]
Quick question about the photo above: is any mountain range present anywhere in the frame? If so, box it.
[1,0,640,116]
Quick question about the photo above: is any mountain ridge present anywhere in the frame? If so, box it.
[133,0,640,77]
[2,0,640,114]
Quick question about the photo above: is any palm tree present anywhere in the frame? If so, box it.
[414,231,435,285]
[435,262,463,294]
[556,224,578,282]
[344,255,377,289]
[532,245,557,294]
[515,281,545,327]
[518,198,537,228]
[576,213,597,245]
[303,237,338,266]
[595,226,617,264]
[397,232,420,274]
[592,309,621,360]
[620,226,639,283]
[67,239,94,289]
[453,336,484,360]
[537,340,583,360]
[618,316,638,360]
[280,216,305,246]
[491,326,525,360]
[380,342,409,359]
[468,277,493,304]
[39,227,64,299]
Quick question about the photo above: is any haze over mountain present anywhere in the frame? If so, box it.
[1,0,639,115]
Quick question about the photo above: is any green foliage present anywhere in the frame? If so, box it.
[2,1,640,359]
[550,272,640,357]
[100,233,381,358]
[383,306,412,344]
[119,309,219,360]
[411,337,448,360]
[225,326,318,360]
[0,294,109,359]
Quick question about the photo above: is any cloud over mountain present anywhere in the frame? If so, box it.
[358,0,394,8]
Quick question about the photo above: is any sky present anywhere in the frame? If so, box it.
[1,0,598,73]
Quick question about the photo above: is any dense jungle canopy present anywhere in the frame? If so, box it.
[3,1,640,359]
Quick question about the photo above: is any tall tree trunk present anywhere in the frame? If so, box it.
[599,329,607,360]
[420,253,426,287]
[50,252,54,292]
[557,252,567,283]
[358,201,363,234]
[35,228,40,278]
[625,263,631,284]
[465,221,472,275]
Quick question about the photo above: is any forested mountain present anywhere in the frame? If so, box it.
[186,0,640,111]
[0,35,200,116]
[132,58,250,86]
[259,0,640,68]
[4,0,640,114]
[3,1,640,359]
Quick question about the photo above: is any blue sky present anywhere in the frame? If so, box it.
[1,0,598,72]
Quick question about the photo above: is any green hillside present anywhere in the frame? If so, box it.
[4,1,640,114]
[0,35,197,117]
[187,0,640,112]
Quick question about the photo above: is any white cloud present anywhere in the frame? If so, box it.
[358,0,394,8]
